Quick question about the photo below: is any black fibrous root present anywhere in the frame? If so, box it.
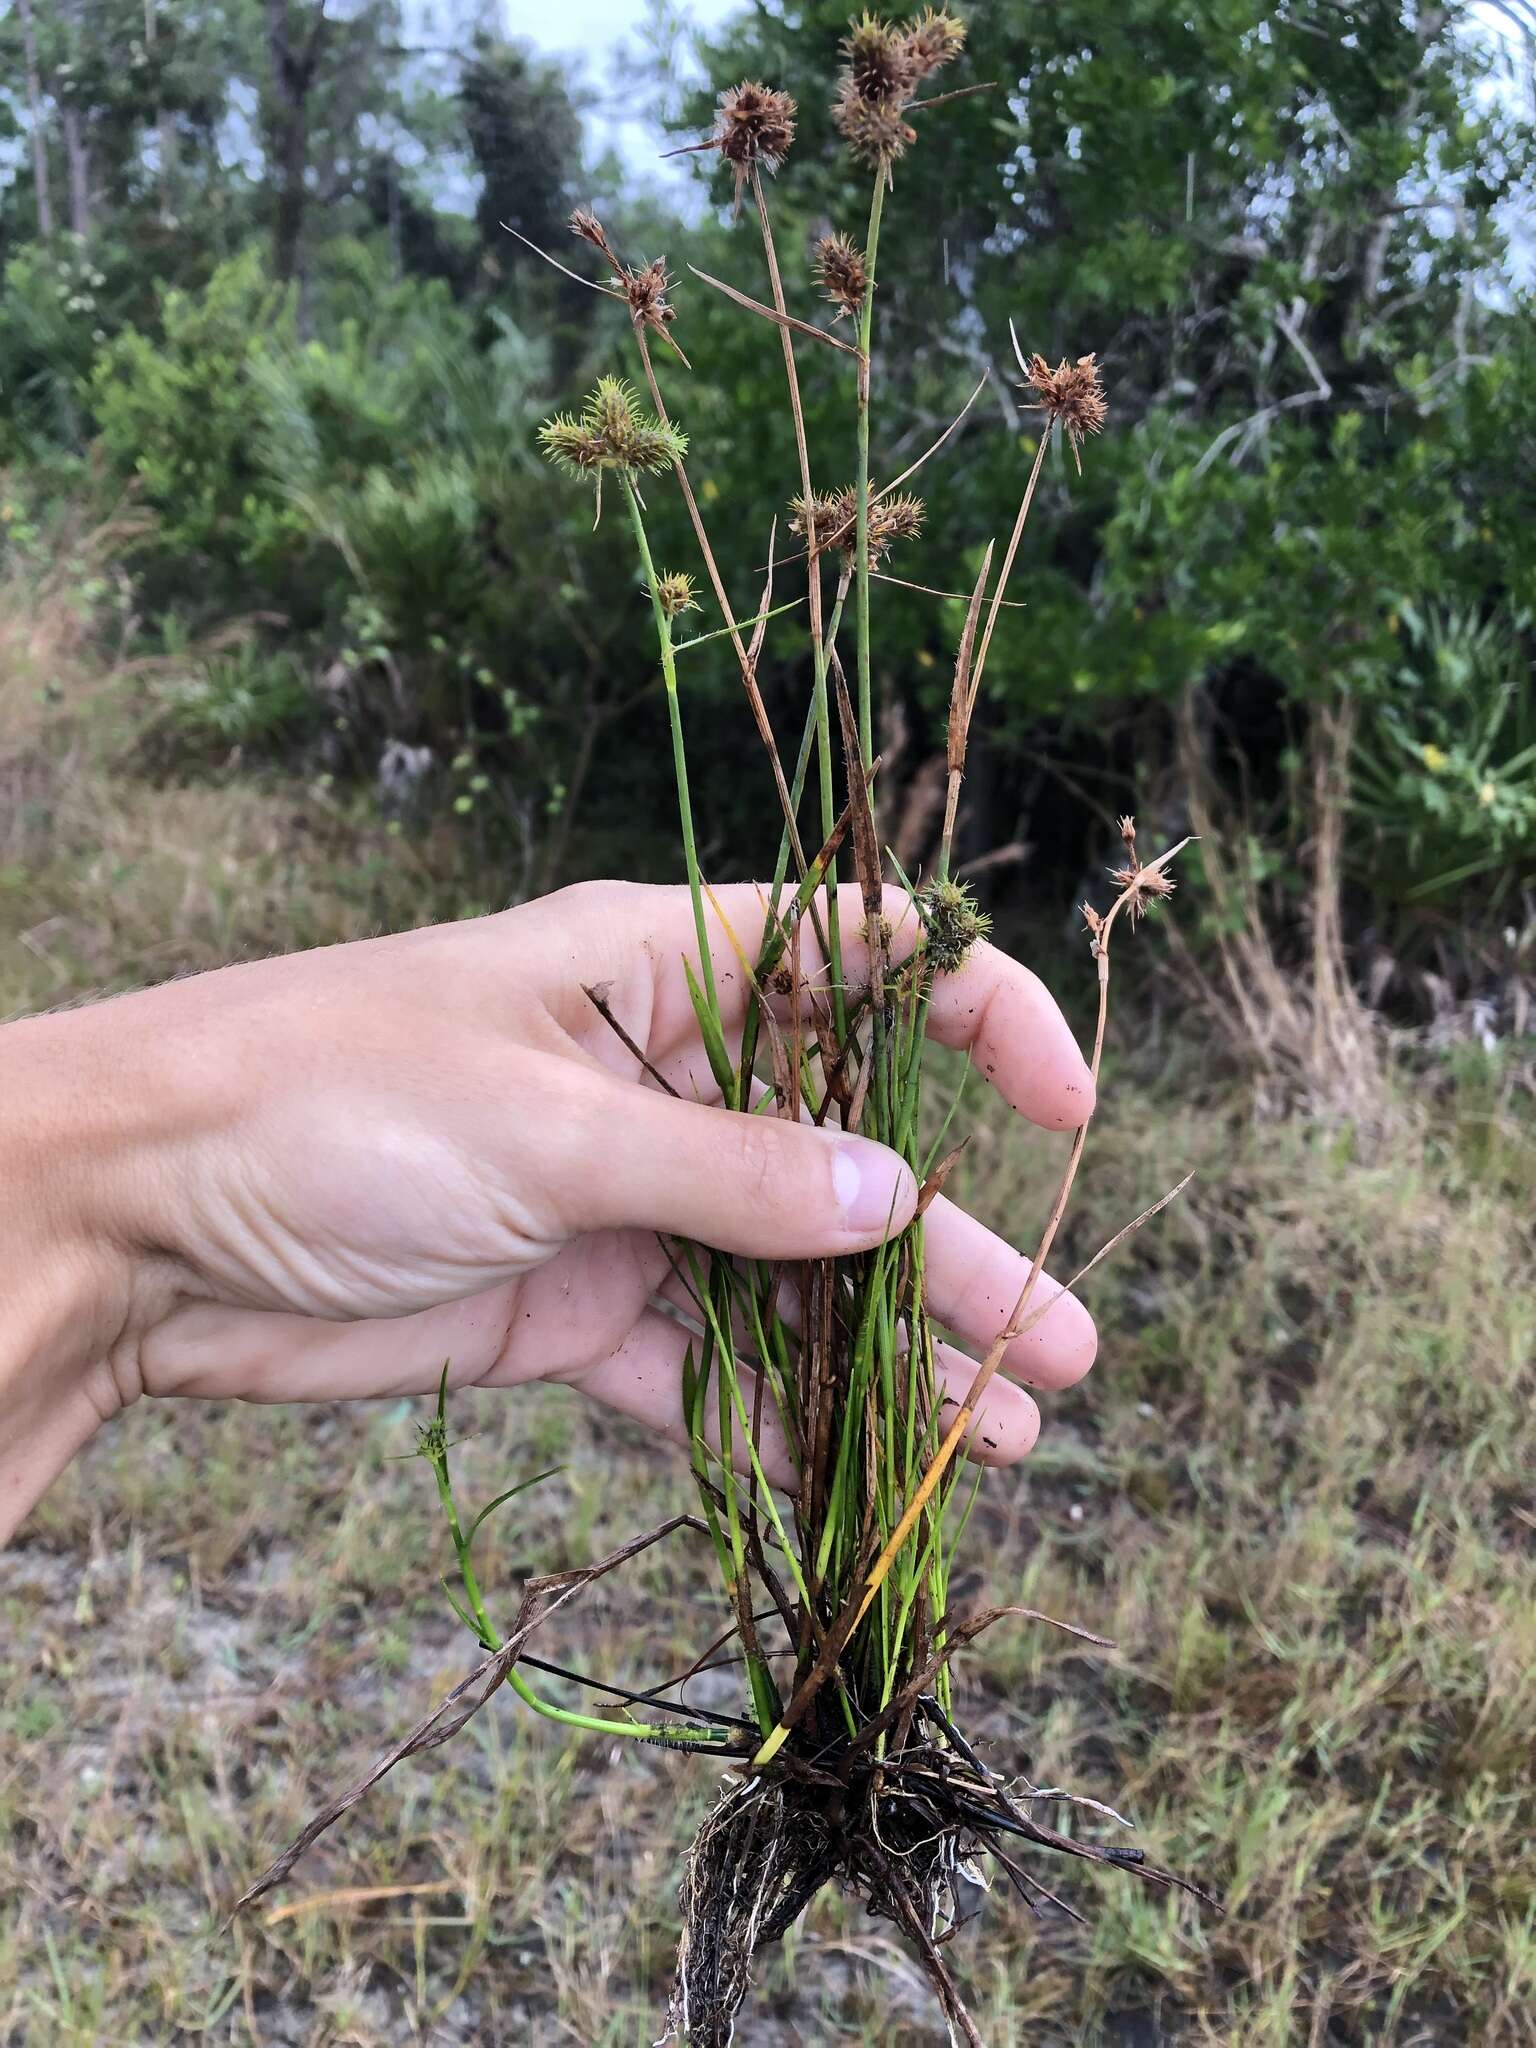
[668,1701,1214,2048]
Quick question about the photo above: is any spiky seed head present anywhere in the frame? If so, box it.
[656,571,700,618]
[919,876,991,977]
[902,7,966,78]
[1021,351,1108,470]
[813,231,869,319]
[789,490,851,553]
[621,255,677,335]
[714,80,797,179]
[791,486,924,566]
[1109,857,1175,925]
[833,77,918,167]
[624,423,689,472]
[844,14,916,103]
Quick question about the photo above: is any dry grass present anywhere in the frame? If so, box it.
[0,555,466,1024]
[2,592,1534,2043]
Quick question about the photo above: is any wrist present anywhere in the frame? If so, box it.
[0,1006,162,1538]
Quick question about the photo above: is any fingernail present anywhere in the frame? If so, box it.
[831,1137,917,1239]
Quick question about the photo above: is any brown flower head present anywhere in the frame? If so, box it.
[1020,350,1108,472]
[790,486,923,567]
[1108,854,1176,926]
[833,77,918,167]
[712,80,797,196]
[813,230,869,320]
[790,489,854,556]
[832,10,962,171]
[901,7,967,79]
[620,255,677,339]
[656,571,700,619]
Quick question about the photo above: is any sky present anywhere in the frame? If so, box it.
[508,0,745,194]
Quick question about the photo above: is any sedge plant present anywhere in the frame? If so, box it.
[237,14,1205,2042]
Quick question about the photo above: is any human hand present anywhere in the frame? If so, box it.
[0,881,1097,1536]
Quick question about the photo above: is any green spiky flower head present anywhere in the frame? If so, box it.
[538,377,687,482]
[918,876,991,976]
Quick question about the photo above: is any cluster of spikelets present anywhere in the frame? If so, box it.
[1083,814,1176,942]
[537,375,687,478]
[569,208,681,351]
[699,6,966,197]
[790,486,925,567]
[834,7,967,170]
[1019,350,1108,471]
[918,874,993,975]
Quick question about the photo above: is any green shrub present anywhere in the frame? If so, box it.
[158,643,320,756]
[90,249,301,578]
[1353,604,1536,913]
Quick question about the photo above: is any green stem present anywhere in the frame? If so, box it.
[622,470,723,1047]
[426,1434,722,1749]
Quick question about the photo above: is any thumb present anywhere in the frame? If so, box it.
[558,1073,918,1260]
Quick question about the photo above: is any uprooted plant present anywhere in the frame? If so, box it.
[235,14,1208,2040]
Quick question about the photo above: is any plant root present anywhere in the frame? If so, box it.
[666,1722,1213,2047]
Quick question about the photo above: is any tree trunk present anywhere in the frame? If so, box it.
[61,106,92,238]
[264,0,328,302]
[59,0,92,239]
[144,0,178,221]
[15,0,54,244]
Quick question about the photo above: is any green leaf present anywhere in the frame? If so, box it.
[683,954,737,1103]
[465,1467,565,1547]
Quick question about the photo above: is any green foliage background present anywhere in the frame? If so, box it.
[2,0,1533,991]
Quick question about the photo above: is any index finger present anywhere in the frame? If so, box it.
[567,880,1094,1134]
[836,888,1095,1132]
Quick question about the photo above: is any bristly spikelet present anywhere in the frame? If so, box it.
[845,13,916,103]
[901,7,966,79]
[834,83,918,167]
[570,207,617,265]
[918,876,991,975]
[621,423,690,473]
[656,571,701,619]
[871,492,925,559]
[568,210,680,346]
[1020,350,1108,472]
[587,374,639,444]
[621,255,677,338]
[1108,813,1176,924]
[789,490,850,554]
[813,231,869,320]
[538,412,606,477]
